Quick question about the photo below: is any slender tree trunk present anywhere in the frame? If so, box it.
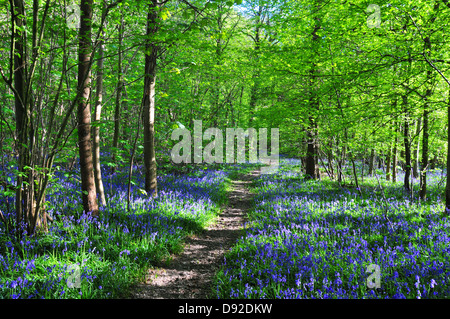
[420,39,433,201]
[112,10,124,172]
[351,155,362,196]
[13,0,38,234]
[418,2,439,200]
[209,5,225,127]
[305,1,321,180]
[142,0,159,197]
[13,0,48,234]
[305,120,319,179]
[368,148,375,176]
[403,95,411,193]
[127,104,143,212]
[248,76,258,126]
[13,0,27,230]
[315,143,320,180]
[361,155,365,182]
[413,117,422,178]
[386,145,392,181]
[121,84,130,141]
[445,87,450,214]
[93,18,106,206]
[77,0,98,215]
[327,140,334,179]
[337,145,345,185]
[420,98,430,201]
[393,122,399,183]
[248,7,262,127]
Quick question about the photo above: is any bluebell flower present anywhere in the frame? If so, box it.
[430,279,437,289]
[10,281,18,289]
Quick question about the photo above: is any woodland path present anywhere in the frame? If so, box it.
[129,170,260,299]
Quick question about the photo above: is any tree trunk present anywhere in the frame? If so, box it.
[403,95,411,193]
[248,7,263,127]
[121,84,130,141]
[13,0,28,230]
[305,1,321,180]
[13,0,47,234]
[420,37,433,201]
[77,0,98,215]
[248,76,258,126]
[337,144,346,185]
[392,121,399,183]
[112,10,124,172]
[368,148,375,176]
[142,0,159,197]
[386,145,392,181]
[419,2,439,199]
[315,141,320,180]
[305,120,319,179]
[93,19,106,207]
[361,156,365,182]
[327,140,335,179]
[420,98,430,201]
[351,155,362,196]
[413,117,422,178]
[445,87,450,214]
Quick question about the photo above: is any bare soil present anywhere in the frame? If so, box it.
[128,170,259,299]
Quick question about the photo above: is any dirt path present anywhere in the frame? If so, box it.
[129,170,260,299]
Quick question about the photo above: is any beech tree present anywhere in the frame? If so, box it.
[93,2,107,207]
[142,0,160,197]
[77,0,99,215]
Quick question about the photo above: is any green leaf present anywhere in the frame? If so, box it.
[206,2,218,10]
[137,188,147,195]
[160,8,171,21]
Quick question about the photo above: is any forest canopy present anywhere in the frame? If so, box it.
[1,0,450,301]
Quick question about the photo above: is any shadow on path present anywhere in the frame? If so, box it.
[129,170,260,299]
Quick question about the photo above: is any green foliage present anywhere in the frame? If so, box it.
[1,0,450,300]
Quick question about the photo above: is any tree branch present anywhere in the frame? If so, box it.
[0,209,6,225]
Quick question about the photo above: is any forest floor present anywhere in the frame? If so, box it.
[128,170,260,299]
